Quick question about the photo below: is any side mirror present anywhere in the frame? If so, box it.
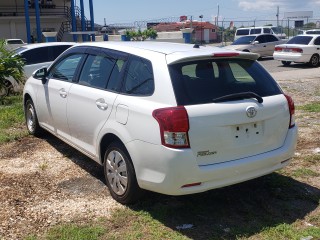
[252,41,259,45]
[33,67,47,83]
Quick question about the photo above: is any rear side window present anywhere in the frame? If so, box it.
[122,56,154,96]
[236,29,250,36]
[169,59,282,105]
[20,47,50,65]
[263,28,271,33]
[250,28,261,34]
[79,55,115,89]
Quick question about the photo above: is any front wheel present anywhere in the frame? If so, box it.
[25,99,43,136]
[103,141,144,204]
[309,54,319,67]
[282,61,291,66]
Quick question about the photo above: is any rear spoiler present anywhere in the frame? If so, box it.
[166,50,259,65]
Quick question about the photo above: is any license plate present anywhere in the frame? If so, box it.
[232,122,263,143]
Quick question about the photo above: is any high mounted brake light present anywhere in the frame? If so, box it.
[213,53,240,58]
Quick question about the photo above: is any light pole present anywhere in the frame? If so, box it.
[199,15,203,44]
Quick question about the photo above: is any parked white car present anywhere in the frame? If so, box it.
[225,34,286,57]
[1,42,75,97]
[23,42,298,204]
[273,34,320,67]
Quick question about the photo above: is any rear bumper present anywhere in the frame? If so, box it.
[273,52,311,63]
[126,126,298,195]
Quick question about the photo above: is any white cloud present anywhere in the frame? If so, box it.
[238,1,279,11]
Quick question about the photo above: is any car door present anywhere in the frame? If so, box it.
[313,36,320,56]
[36,53,85,140]
[264,35,281,56]
[66,48,127,158]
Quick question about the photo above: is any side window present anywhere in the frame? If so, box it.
[263,28,271,33]
[123,56,154,95]
[255,35,265,43]
[79,55,115,89]
[250,28,261,34]
[229,62,255,83]
[314,37,320,45]
[20,47,49,65]
[48,54,83,82]
[265,35,278,42]
[107,59,126,91]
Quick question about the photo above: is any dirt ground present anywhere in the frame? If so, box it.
[0,74,319,239]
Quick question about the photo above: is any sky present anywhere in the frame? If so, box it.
[81,0,320,26]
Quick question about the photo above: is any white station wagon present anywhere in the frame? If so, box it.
[23,42,298,204]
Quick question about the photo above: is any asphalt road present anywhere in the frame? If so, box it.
[256,57,319,82]
[258,57,313,73]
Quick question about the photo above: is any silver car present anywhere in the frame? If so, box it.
[225,34,286,57]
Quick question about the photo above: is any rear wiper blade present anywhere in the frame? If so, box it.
[212,92,263,103]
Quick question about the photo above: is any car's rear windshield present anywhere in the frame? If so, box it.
[6,40,24,44]
[168,59,282,105]
[287,36,313,45]
[236,29,250,36]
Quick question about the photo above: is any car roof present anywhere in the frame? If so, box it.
[21,42,76,50]
[79,41,259,64]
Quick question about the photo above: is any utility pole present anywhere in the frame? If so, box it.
[276,6,279,27]
[217,4,220,27]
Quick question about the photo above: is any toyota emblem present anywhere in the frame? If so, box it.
[246,106,257,118]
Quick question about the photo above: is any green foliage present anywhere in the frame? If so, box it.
[126,29,158,41]
[0,95,27,143]
[297,102,320,112]
[0,39,25,98]
[45,224,105,240]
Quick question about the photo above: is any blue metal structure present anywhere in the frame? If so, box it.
[24,0,31,43]
[34,0,42,42]
[89,0,95,41]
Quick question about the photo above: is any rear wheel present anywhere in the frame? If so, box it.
[25,99,43,136]
[282,61,291,66]
[103,141,144,204]
[309,54,319,67]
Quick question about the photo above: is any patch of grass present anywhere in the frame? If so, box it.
[0,95,27,143]
[38,161,48,171]
[292,168,320,178]
[297,102,320,112]
[304,155,320,164]
[44,224,105,240]
[258,223,320,240]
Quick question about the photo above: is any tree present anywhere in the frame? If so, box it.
[126,29,158,41]
[0,40,25,99]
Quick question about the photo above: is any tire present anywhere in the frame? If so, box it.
[282,61,291,66]
[309,54,319,67]
[103,141,144,204]
[25,99,43,137]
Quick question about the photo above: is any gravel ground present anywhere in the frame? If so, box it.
[0,65,319,239]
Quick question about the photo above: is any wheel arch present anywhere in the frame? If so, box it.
[99,133,125,165]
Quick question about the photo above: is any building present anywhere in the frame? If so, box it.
[0,0,95,43]
[152,20,219,43]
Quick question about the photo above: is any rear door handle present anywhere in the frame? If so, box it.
[96,98,108,110]
[59,88,67,98]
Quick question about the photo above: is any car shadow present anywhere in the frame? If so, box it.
[43,133,320,240]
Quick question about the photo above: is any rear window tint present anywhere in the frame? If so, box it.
[236,29,250,35]
[287,36,312,45]
[169,59,282,105]
[250,28,261,34]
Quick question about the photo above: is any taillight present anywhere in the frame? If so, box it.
[275,47,283,52]
[152,106,190,148]
[284,94,295,128]
[291,48,303,53]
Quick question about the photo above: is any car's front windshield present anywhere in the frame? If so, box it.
[287,36,313,45]
[232,36,256,45]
